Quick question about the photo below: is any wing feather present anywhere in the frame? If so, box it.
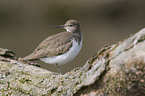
[21,32,75,60]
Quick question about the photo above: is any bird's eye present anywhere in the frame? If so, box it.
[68,24,73,27]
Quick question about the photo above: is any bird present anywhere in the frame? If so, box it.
[20,19,83,73]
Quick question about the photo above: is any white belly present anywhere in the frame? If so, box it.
[40,39,82,66]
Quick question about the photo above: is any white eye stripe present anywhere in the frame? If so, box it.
[68,24,73,26]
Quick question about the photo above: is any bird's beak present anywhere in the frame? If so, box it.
[52,25,66,28]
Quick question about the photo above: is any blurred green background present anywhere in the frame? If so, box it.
[0,0,145,73]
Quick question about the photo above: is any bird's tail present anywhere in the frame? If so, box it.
[18,53,39,61]
[18,56,40,67]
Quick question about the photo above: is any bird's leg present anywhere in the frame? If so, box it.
[56,63,62,74]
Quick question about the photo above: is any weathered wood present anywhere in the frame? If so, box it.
[0,28,145,96]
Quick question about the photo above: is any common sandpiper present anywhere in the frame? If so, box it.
[21,19,83,73]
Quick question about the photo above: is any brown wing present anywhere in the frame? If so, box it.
[21,32,74,61]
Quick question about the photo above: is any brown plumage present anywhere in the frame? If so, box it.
[21,19,82,62]
[21,32,81,61]
[20,19,83,73]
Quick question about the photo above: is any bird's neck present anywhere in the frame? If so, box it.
[72,28,82,36]
[73,28,83,45]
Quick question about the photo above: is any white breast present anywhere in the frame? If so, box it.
[40,39,82,66]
